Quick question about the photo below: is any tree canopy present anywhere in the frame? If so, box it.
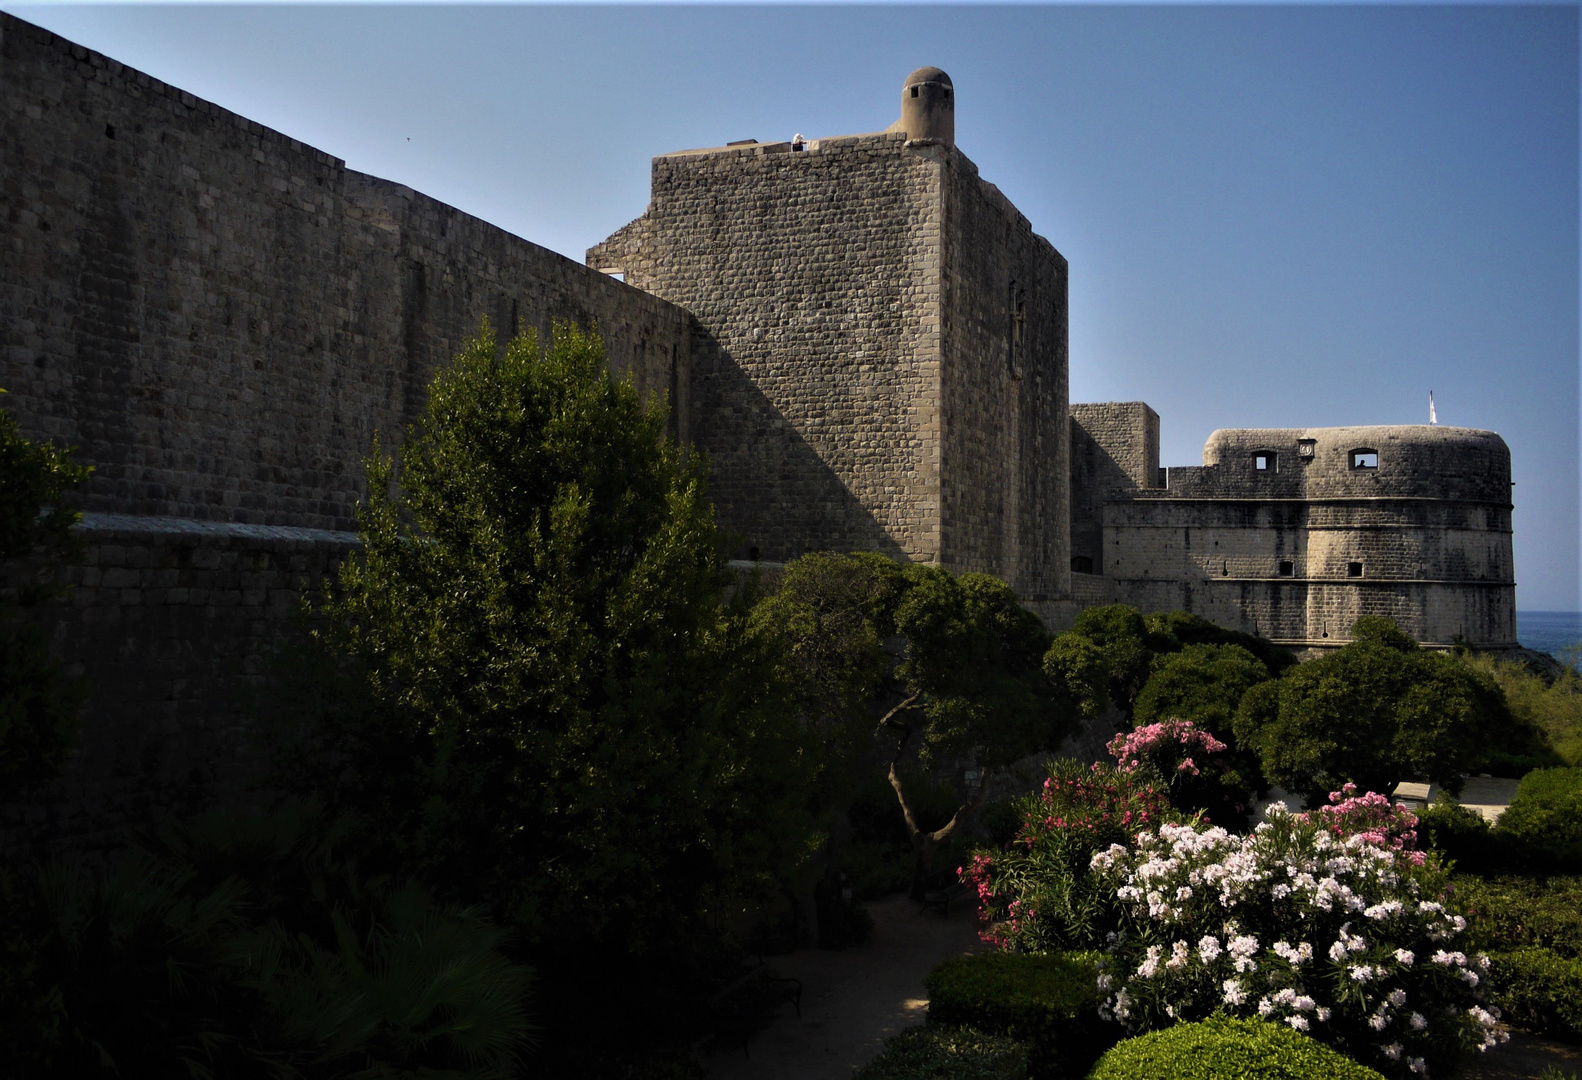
[307,324,814,953]
[755,551,1071,894]
[1234,618,1506,802]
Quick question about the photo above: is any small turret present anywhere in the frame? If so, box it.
[899,67,954,148]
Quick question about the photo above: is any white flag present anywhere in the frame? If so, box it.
[1429,391,1437,425]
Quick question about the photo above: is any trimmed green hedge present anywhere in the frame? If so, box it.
[925,951,1115,1078]
[1497,768,1582,873]
[1087,1016,1388,1080]
[1489,948,1582,1043]
[853,1025,1028,1080]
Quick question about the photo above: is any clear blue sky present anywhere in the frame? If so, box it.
[9,3,1579,610]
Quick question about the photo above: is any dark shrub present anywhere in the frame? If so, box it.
[1418,796,1506,874]
[853,1025,1028,1080]
[1487,948,1582,1043]
[1088,1016,1388,1080]
[924,951,1116,1077]
[1457,875,1582,958]
[1496,768,1582,873]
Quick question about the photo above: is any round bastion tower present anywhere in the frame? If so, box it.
[900,67,955,148]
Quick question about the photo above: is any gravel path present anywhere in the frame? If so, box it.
[704,891,989,1080]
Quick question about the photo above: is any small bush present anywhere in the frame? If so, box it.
[1487,948,1582,1043]
[1456,876,1582,958]
[962,759,1172,953]
[1088,1016,1388,1080]
[853,1025,1028,1080]
[1418,796,1505,874]
[1496,768,1582,873]
[925,951,1116,1077]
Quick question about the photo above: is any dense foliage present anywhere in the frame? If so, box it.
[1462,651,1582,769]
[963,759,1172,953]
[755,550,1070,896]
[0,804,534,1080]
[1233,618,1507,803]
[1088,1016,1389,1080]
[303,324,815,956]
[1090,806,1501,1077]
[852,1025,1029,1080]
[924,951,1116,1077]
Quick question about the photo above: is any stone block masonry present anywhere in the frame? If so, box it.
[590,128,1070,598]
[1,12,692,533]
[0,11,692,851]
[1,516,360,855]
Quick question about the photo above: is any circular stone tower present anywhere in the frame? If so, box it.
[900,66,954,147]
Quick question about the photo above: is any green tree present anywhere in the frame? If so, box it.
[1233,618,1505,803]
[758,552,1071,898]
[1042,604,1152,720]
[306,324,814,954]
[0,397,91,796]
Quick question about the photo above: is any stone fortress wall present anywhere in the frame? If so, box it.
[0,12,691,848]
[588,67,1070,600]
[1067,408,1516,649]
[0,12,1522,846]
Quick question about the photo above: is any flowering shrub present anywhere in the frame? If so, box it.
[961,759,1172,952]
[1088,804,1503,1078]
[1108,718,1251,828]
[1298,784,1422,865]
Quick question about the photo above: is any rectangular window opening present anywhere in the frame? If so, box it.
[1254,452,1276,472]
[1350,450,1378,470]
[1278,561,1294,577]
[1347,561,1364,577]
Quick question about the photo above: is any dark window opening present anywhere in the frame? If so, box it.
[1071,555,1094,574]
[1221,562,1229,577]
[1350,449,1379,470]
[1254,451,1276,473]
[1278,561,1294,577]
[910,86,919,98]
[1347,561,1364,577]
[748,546,761,563]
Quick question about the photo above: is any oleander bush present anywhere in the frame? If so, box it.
[925,951,1117,1077]
[961,759,1173,953]
[1089,800,1501,1078]
[1087,1016,1389,1080]
[1485,948,1582,1043]
[852,1025,1028,1080]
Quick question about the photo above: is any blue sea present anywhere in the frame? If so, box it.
[1517,610,1582,660]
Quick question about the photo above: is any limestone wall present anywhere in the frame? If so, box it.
[1095,423,1516,647]
[1,516,359,854]
[590,133,945,563]
[1069,402,1159,576]
[938,151,1069,599]
[1,11,691,533]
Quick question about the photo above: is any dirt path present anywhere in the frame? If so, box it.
[704,891,989,1080]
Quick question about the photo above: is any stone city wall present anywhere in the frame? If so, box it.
[1,11,691,533]
[1095,425,1516,647]
[937,148,1069,599]
[0,11,692,850]
[1069,402,1160,575]
[590,133,944,564]
[2,516,359,854]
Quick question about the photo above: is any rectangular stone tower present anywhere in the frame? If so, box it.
[589,70,1069,601]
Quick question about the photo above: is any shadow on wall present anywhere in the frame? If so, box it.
[688,328,908,564]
